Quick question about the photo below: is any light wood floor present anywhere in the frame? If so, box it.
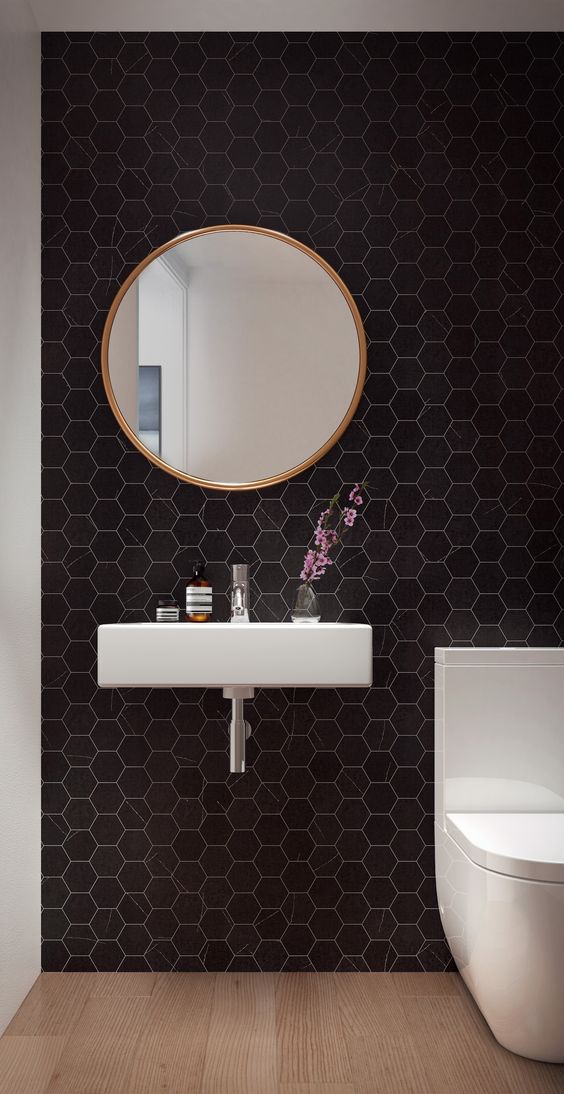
[1,972,563,1093]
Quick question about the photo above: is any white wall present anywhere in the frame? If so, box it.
[0,0,41,1033]
[186,273,358,484]
[28,0,564,32]
[138,258,186,469]
[109,280,138,431]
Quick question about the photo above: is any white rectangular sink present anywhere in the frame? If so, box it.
[97,622,372,689]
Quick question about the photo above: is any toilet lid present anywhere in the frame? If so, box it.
[446,812,564,884]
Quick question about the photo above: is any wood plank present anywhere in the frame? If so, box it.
[4,971,562,1094]
[277,973,351,1085]
[335,973,407,1038]
[0,1036,66,1094]
[455,981,564,1094]
[44,997,150,1094]
[202,972,278,1094]
[88,973,156,997]
[281,1086,356,1093]
[391,972,461,997]
[497,1052,564,1094]
[401,995,513,1094]
[126,973,215,1094]
[6,975,90,1037]
[345,1033,431,1094]
[6,973,156,1037]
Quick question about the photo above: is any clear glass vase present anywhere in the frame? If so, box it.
[291,582,321,624]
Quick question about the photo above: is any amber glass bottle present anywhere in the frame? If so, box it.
[185,561,212,622]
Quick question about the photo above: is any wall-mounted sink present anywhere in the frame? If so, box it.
[98,621,372,772]
[97,622,372,690]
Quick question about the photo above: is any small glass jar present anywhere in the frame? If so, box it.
[291,582,321,624]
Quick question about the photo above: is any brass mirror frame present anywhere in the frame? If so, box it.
[101,225,367,492]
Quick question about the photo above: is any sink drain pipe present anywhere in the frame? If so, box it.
[223,687,254,772]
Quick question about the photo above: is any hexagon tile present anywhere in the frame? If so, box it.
[42,32,564,972]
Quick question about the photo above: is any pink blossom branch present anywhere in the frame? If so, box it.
[300,481,369,583]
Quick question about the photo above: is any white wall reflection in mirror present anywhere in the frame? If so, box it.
[138,366,161,457]
[105,228,365,489]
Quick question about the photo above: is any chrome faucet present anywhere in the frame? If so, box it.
[230,564,250,623]
[227,564,251,771]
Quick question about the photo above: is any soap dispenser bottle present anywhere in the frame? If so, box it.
[185,561,212,622]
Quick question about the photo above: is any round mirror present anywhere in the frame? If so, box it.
[102,226,366,491]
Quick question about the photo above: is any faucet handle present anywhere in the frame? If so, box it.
[232,564,249,582]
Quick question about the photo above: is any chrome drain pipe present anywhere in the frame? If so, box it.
[224,687,254,773]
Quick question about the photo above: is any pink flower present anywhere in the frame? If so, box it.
[299,481,368,585]
[315,526,337,549]
[300,549,317,582]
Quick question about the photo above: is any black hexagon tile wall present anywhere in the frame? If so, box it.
[42,32,564,972]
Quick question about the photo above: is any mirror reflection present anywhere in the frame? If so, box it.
[104,228,365,489]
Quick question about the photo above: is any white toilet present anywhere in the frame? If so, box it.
[435,647,564,1062]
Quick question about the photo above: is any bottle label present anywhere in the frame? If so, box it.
[186,587,213,611]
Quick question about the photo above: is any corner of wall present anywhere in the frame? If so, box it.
[0,0,41,1032]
